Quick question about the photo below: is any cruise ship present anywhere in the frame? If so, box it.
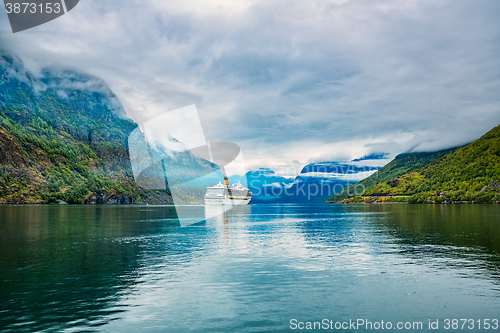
[204,177,252,205]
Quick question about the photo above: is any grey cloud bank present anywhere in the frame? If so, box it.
[1,0,499,170]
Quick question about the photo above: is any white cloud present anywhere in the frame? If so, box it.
[1,0,499,172]
[299,170,379,182]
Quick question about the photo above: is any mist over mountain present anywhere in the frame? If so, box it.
[0,49,171,204]
[5,47,495,206]
[351,153,389,162]
[329,125,500,204]
[239,157,386,203]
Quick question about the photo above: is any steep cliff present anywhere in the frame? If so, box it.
[0,50,171,204]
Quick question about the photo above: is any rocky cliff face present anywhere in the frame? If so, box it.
[0,50,172,204]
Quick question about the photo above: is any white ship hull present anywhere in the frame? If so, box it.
[204,197,250,206]
[205,180,252,206]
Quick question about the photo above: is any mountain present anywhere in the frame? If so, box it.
[327,147,459,202]
[0,50,172,204]
[284,160,382,202]
[241,156,385,203]
[331,124,500,204]
[238,168,295,203]
[351,153,389,162]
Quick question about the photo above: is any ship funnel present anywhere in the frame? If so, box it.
[220,166,229,185]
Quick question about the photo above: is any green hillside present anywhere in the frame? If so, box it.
[0,50,171,204]
[408,124,500,203]
[333,124,500,204]
[327,147,459,202]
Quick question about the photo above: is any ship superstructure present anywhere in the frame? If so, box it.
[204,177,251,205]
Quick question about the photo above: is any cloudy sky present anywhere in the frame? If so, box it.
[1,0,500,173]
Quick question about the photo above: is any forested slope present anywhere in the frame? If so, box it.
[332,124,500,204]
[0,50,171,204]
[326,148,458,202]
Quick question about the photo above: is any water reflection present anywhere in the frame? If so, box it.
[294,204,500,278]
[0,205,194,332]
[360,204,500,281]
[1,204,499,332]
[360,204,500,255]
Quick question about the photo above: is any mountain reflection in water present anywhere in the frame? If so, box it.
[1,204,499,332]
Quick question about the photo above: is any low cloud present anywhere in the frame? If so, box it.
[1,0,499,169]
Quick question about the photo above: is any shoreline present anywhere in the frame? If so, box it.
[0,202,175,205]
[328,201,500,205]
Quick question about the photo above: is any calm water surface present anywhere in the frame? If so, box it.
[1,204,499,332]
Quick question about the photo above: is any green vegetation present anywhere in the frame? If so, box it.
[0,50,171,204]
[328,147,458,201]
[0,95,135,203]
[407,124,500,203]
[332,124,500,204]
[338,195,410,204]
[365,172,424,196]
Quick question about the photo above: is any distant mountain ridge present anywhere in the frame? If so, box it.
[5,48,494,205]
[351,153,389,162]
[327,147,460,202]
[240,156,386,203]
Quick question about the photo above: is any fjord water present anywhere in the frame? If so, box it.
[1,204,499,332]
